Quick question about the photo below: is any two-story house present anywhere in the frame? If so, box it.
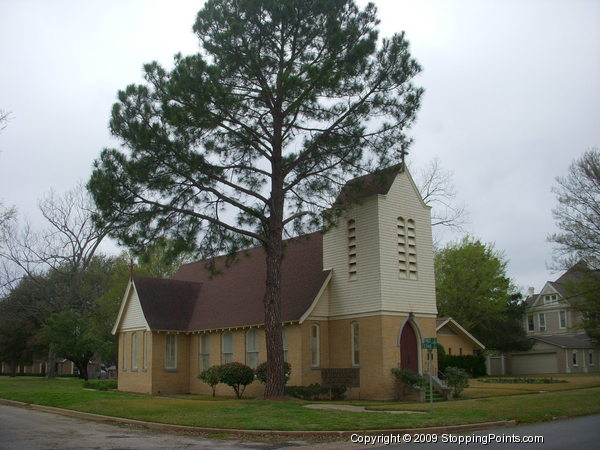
[507,264,599,374]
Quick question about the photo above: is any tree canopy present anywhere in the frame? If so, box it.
[550,148,600,271]
[435,236,530,352]
[88,0,423,397]
[549,149,600,344]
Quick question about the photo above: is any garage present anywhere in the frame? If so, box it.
[510,352,558,374]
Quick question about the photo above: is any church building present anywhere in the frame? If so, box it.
[112,166,480,400]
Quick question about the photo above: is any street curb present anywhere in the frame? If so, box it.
[0,398,516,438]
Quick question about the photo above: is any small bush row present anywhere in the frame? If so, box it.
[439,354,487,377]
[198,361,291,399]
[285,384,347,400]
[83,379,117,390]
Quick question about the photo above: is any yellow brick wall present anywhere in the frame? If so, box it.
[117,331,153,394]
[150,332,190,395]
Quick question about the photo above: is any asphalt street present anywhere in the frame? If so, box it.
[1,403,599,450]
[373,414,600,450]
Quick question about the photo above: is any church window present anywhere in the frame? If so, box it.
[310,324,320,367]
[283,328,288,363]
[142,332,148,370]
[165,334,177,370]
[589,351,594,366]
[131,332,138,371]
[122,333,127,371]
[538,313,546,332]
[527,315,534,331]
[246,329,259,369]
[559,310,567,329]
[398,217,417,279]
[221,332,233,363]
[200,334,210,371]
[351,322,360,366]
[406,219,418,279]
[572,350,578,366]
[348,220,357,280]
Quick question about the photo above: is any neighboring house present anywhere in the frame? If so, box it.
[0,359,100,377]
[436,317,485,357]
[506,264,599,375]
[112,166,482,400]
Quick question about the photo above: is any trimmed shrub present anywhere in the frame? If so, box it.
[218,362,255,399]
[391,368,422,386]
[254,361,292,385]
[198,365,222,397]
[439,354,486,378]
[285,384,328,400]
[444,366,469,397]
[83,379,117,391]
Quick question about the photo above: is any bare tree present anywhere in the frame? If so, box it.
[0,183,116,376]
[414,158,468,230]
[0,109,10,132]
[550,148,600,270]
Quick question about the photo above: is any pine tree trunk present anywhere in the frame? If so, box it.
[263,241,285,398]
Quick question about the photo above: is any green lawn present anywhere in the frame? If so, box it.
[0,375,599,431]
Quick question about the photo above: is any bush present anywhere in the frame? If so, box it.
[83,379,117,390]
[254,361,292,385]
[390,368,422,386]
[439,354,486,377]
[285,384,348,401]
[444,366,469,397]
[198,365,222,397]
[218,362,255,399]
[391,368,423,400]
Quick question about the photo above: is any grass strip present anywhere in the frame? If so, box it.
[1,377,599,431]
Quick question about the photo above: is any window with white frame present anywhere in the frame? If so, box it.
[539,313,546,332]
[544,294,558,305]
[310,324,320,367]
[527,315,534,331]
[142,332,147,370]
[200,334,210,371]
[122,333,127,371]
[165,334,177,370]
[221,332,233,363]
[572,350,578,366]
[131,332,138,371]
[282,327,288,363]
[351,322,360,366]
[246,329,259,369]
[559,310,567,329]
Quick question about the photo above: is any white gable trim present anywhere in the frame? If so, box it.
[111,279,150,335]
[299,271,333,324]
[436,317,485,350]
[533,282,561,307]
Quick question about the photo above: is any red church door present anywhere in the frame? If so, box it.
[400,322,418,372]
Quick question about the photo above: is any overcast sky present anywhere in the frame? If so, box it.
[1,0,598,292]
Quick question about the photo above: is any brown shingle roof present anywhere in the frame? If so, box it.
[334,164,402,205]
[134,232,329,332]
[132,276,201,331]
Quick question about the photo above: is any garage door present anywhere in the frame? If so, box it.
[510,353,558,375]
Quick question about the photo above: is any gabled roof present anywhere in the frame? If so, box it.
[531,334,598,349]
[122,232,330,332]
[133,276,201,331]
[334,164,403,205]
[436,317,486,350]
